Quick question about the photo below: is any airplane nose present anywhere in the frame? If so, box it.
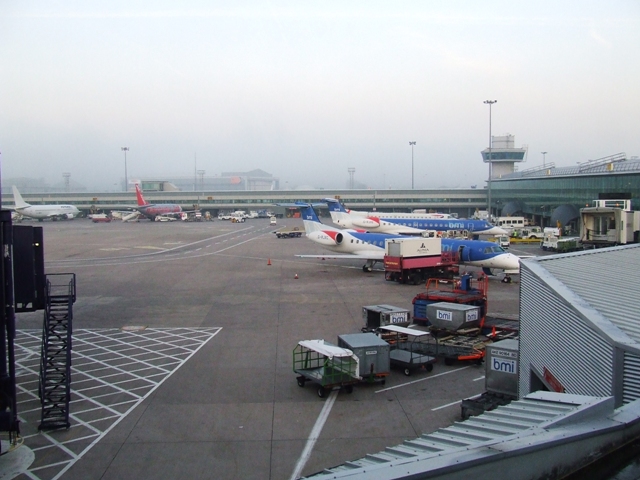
[505,253,520,270]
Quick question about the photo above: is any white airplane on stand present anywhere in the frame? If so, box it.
[277,203,520,277]
[323,198,507,237]
[11,186,80,221]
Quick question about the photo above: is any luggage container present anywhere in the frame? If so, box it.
[426,302,481,331]
[293,340,361,398]
[337,333,390,383]
[378,325,437,376]
[461,339,519,418]
[362,304,411,331]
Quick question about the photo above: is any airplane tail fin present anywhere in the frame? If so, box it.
[323,198,352,226]
[12,186,30,209]
[275,203,326,235]
[135,184,149,206]
[323,198,349,214]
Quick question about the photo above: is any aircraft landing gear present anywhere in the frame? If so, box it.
[363,264,373,272]
[502,275,512,283]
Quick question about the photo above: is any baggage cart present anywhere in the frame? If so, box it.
[293,340,361,398]
[433,333,489,365]
[378,325,437,376]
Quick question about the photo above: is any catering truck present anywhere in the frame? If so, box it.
[383,237,458,284]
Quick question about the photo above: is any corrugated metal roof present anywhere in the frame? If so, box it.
[303,392,601,479]
[527,245,640,343]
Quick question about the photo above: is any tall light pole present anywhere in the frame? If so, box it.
[483,100,496,217]
[409,141,416,189]
[541,151,547,167]
[121,147,129,192]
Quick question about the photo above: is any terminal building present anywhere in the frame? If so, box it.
[2,148,640,228]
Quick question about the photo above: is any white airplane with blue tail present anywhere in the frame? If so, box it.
[323,198,507,237]
[279,203,520,276]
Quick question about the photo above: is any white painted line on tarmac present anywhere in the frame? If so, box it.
[473,376,485,382]
[289,389,339,480]
[432,400,461,411]
[375,366,471,393]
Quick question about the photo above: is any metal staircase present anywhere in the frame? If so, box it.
[39,273,76,431]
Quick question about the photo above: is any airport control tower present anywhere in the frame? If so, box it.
[481,134,527,178]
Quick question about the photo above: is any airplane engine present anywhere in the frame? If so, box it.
[351,217,380,229]
[308,231,343,246]
[65,213,74,219]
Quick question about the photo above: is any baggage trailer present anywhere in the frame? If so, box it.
[378,325,437,376]
[274,226,303,238]
[413,274,488,327]
[383,237,459,284]
[432,332,489,365]
[293,340,361,398]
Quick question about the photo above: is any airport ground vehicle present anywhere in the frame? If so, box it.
[511,226,543,239]
[378,325,436,376]
[413,275,488,327]
[383,237,459,284]
[269,217,277,226]
[273,227,303,238]
[541,232,583,252]
[90,214,111,223]
[496,235,510,248]
[411,275,492,365]
[293,340,360,398]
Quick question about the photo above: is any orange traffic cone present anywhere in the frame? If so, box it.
[294,273,299,279]
[267,258,271,266]
[491,325,496,337]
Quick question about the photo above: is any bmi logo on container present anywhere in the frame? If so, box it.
[491,357,517,374]
[436,310,452,321]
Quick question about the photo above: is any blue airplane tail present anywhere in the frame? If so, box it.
[274,203,327,234]
[323,198,348,214]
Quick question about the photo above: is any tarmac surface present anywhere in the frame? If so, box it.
[4,217,543,480]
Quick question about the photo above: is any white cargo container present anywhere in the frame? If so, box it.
[426,302,481,331]
[385,237,441,258]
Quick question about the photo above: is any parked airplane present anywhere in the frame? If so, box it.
[278,203,520,275]
[11,186,80,221]
[323,198,507,236]
[120,184,183,221]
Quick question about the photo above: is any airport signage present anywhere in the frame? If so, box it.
[491,357,517,374]
[390,313,407,324]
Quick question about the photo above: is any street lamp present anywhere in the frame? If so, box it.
[409,141,416,189]
[483,100,497,217]
[121,147,129,192]
[541,151,547,167]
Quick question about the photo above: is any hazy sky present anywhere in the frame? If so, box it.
[1,1,639,191]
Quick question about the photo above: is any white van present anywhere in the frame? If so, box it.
[496,235,510,248]
[269,216,277,226]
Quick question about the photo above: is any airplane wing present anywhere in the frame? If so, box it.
[296,252,384,260]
